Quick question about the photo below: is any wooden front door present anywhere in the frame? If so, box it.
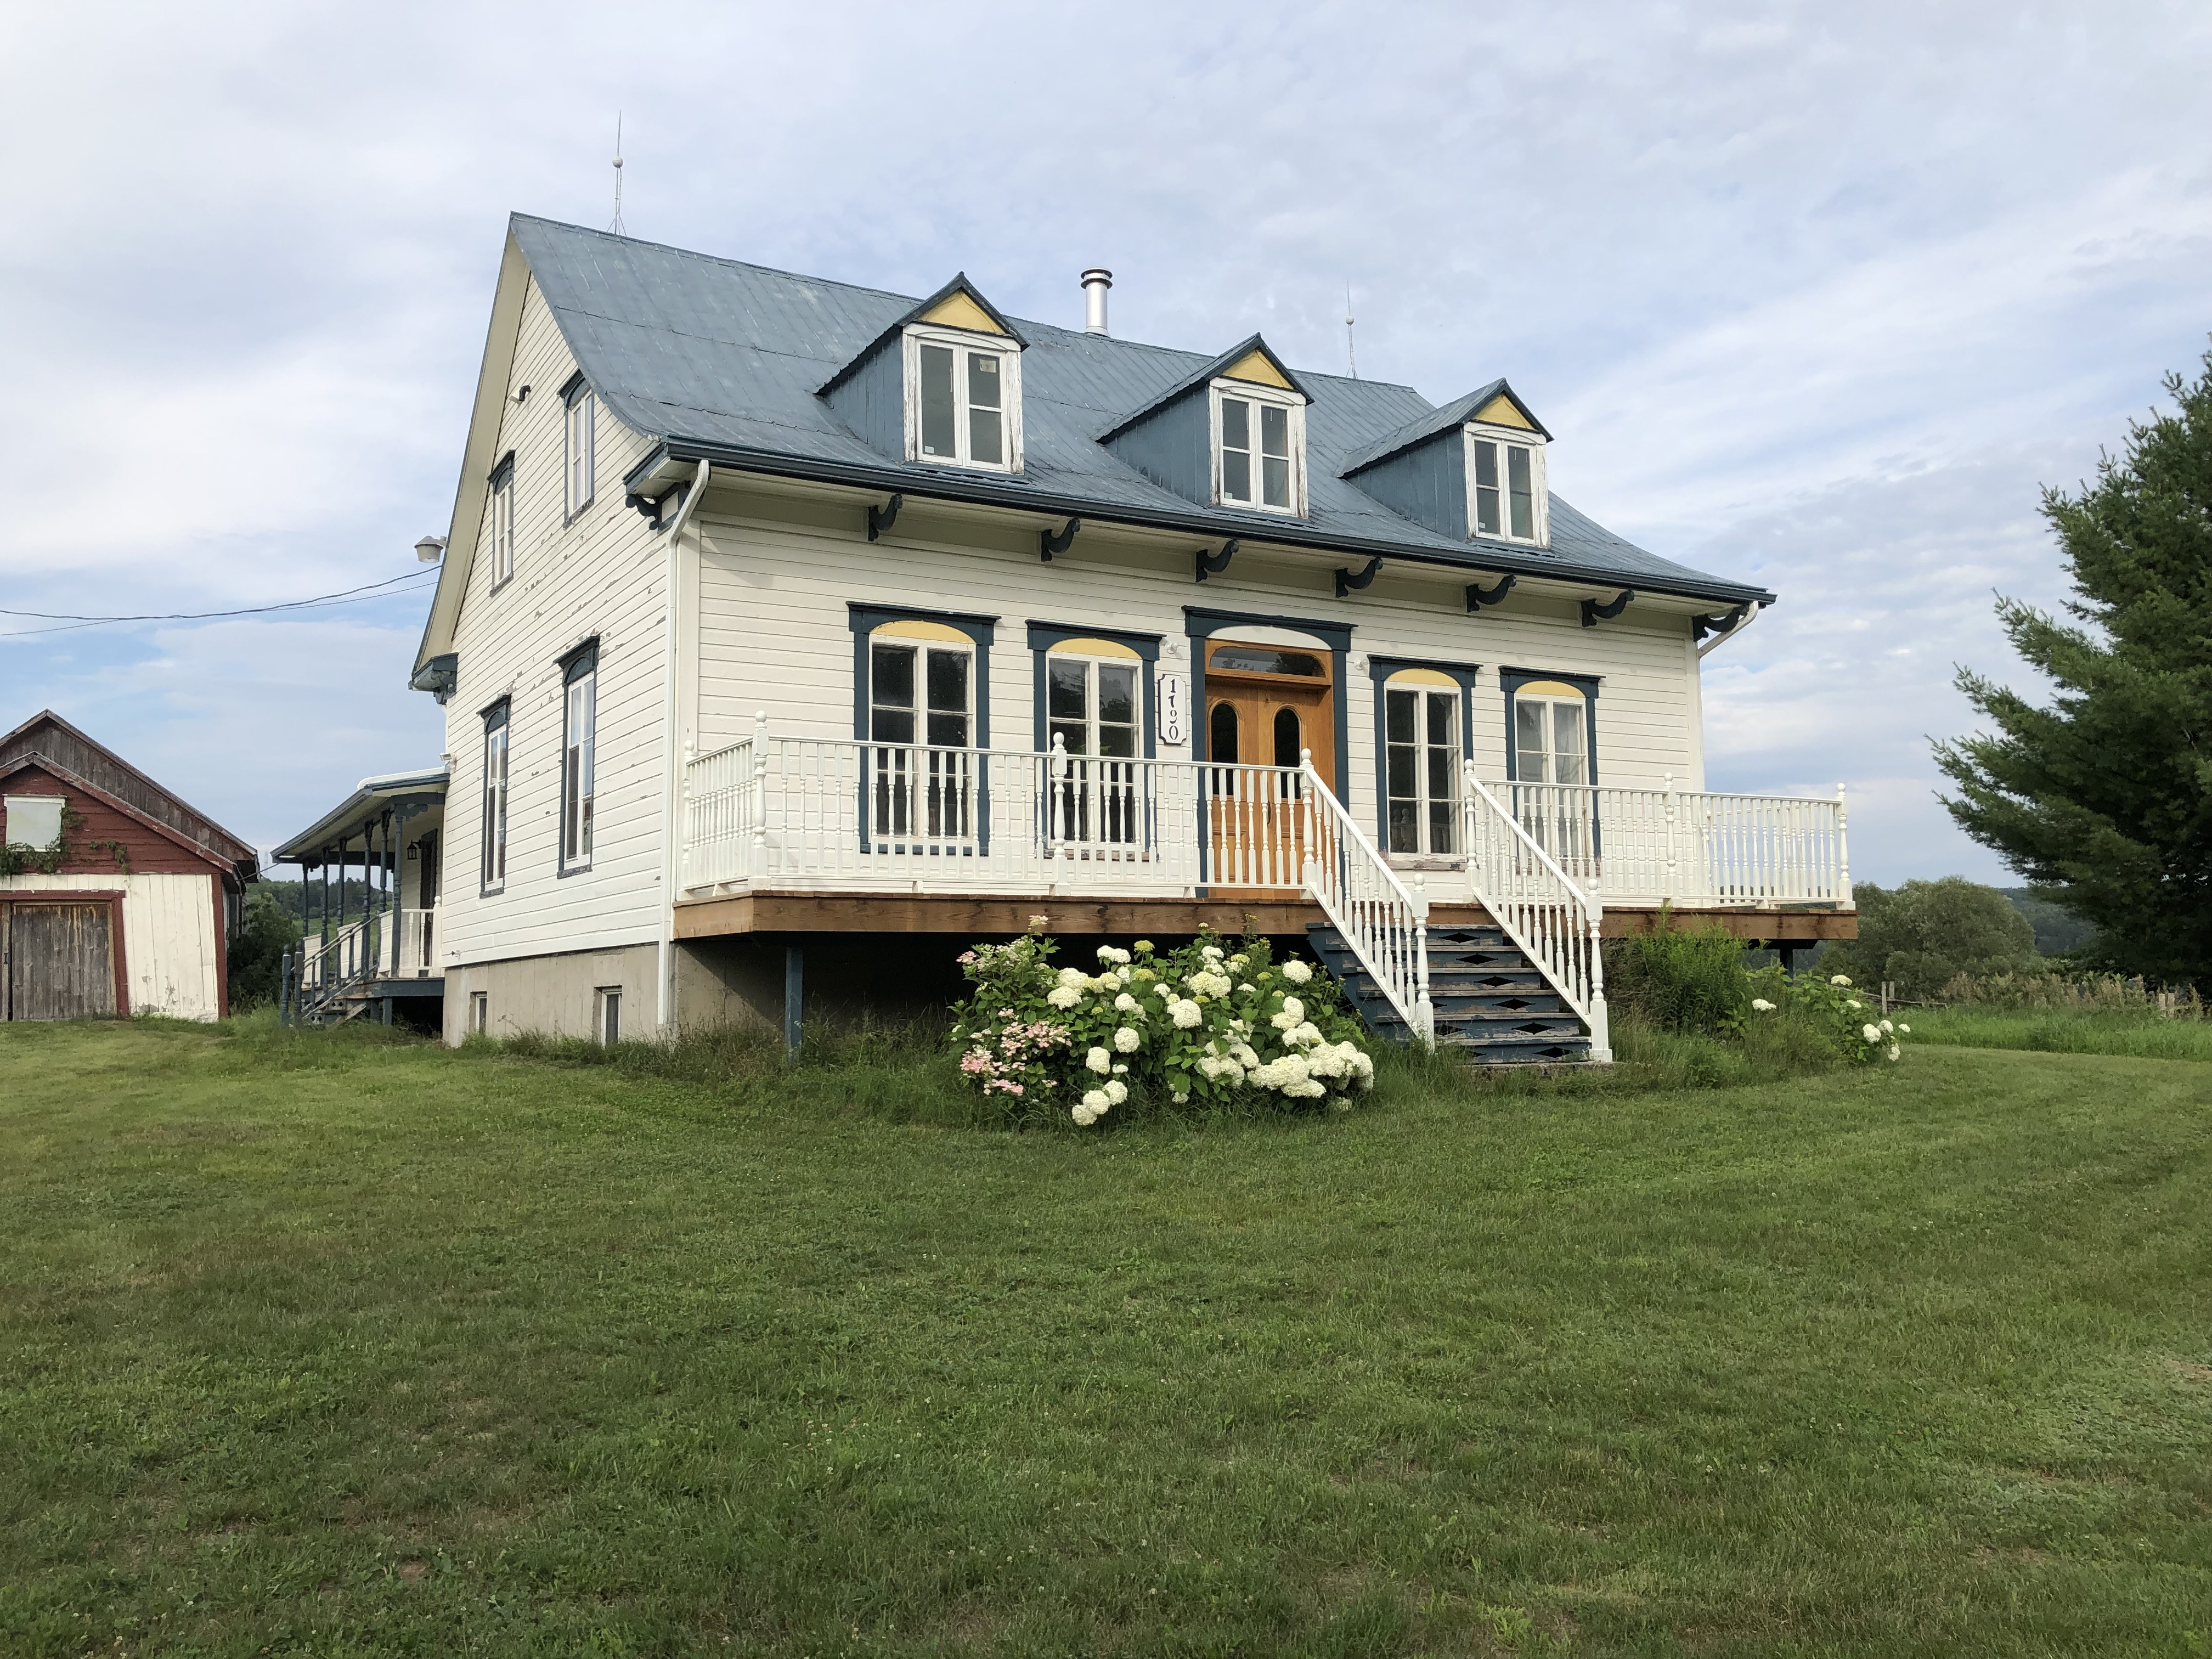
[2,901,118,1020]
[1202,641,1335,895]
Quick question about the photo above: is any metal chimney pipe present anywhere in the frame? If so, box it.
[1081,268,1113,335]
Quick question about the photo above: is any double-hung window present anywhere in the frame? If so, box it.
[1466,427,1548,545]
[1046,651,1141,847]
[560,646,597,871]
[563,378,595,518]
[1213,384,1303,514]
[479,701,510,893]
[1384,685,1459,855]
[488,455,515,588]
[906,328,1021,472]
[1511,686,1593,867]
[868,633,974,842]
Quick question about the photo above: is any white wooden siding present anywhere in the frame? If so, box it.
[436,276,668,970]
[687,495,1706,840]
[3,871,220,1020]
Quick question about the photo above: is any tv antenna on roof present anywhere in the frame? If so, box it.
[1345,282,1358,380]
[608,113,626,236]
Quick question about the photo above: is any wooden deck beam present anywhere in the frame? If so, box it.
[673,890,1856,942]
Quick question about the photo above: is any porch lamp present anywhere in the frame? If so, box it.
[414,535,447,563]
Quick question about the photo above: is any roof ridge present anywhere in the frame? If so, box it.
[509,213,1424,396]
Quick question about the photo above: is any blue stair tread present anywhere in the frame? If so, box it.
[1306,921,1599,1065]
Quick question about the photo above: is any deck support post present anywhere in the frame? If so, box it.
[783,943,803,1063]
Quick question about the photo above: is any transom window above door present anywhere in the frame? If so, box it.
[1212,382,1305,515]
[871,631,973,749]
[905,326,1023,472]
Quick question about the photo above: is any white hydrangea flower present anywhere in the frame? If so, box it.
[1169,999,1204,1030]
[1097,946,1131,965]
[1118,965,1134,985]
[1831,974,1853,987]
[1114,992,1140,1014]
[1200,945,1224,962]
[1086,1046,1111,1073]
[1104,1080,1128,1105]
[1897,1023,1911,1034]
[1114,1026,1142,1053]
[1282,996,1305,1022]
[1861,1023,1882,1043]
[1281,960,1313,985]
[1111,1063,1128,1075]
[1047,985,1081,1010]
[1847,1000,1863,1011]
[1880,1018,1894,1034]
[1887,1043,1901,1061]
[1072,1104,1097,1126]
[1751,998,1775,1012]
[1082,1089,1109,1111]
[1057,967,1087,989]
[1171,1090,1189,1104]
[1231,1043,1260,1069]
[1227,954,1249,972]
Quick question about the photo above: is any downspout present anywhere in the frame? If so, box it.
[656,462,710,1033]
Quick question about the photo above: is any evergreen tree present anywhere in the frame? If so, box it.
[1934,349,2212,987]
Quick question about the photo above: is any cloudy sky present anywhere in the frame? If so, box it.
[3,1,2207,881]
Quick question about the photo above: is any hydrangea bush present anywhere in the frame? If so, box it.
[949,927,1376,1127]
[1746,969,1909,1064]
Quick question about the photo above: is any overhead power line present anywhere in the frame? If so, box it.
[0,569,439,639]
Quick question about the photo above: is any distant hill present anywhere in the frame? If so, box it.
[1999,887,2100,956]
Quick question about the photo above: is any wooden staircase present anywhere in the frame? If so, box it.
[1308,921,1596,1065]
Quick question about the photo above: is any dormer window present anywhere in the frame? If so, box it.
[904,326,1022,473]
[1211,382,1305,516]
[1465,426,1547,545]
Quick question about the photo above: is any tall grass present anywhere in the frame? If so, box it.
[1906,1003,2212,1062]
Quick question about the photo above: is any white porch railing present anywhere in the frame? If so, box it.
[1298,753,1434,1044]
[1461,766,1612,1063]
[1487,778,1849,907]
[298,908,437,996]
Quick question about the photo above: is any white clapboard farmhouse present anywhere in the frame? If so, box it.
[300,215,1859,1060]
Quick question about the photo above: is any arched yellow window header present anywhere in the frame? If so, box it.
[1046,636,1141,661]
[872,619,974,645]
[1385,667,1459,690]
[1515,679,1585,700]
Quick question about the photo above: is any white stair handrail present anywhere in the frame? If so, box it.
[1297,753,1434,1046]
[1462,763,1612,1063]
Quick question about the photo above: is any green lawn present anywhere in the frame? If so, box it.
[2,1021,2208,1657]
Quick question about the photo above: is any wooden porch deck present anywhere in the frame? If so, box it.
[673,888,1857,943]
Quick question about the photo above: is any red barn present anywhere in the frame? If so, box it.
[0,710,257,1021]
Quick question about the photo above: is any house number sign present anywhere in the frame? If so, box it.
[1157,672,1189,746]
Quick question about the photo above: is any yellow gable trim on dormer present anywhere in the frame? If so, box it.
[1222,349,1293,390]
[1474,393,1534,431]
[916,291,1008,336]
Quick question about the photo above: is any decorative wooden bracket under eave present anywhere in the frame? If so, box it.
[1692,603,1748,642]
[625,482,687,532]
[1465,574,1516,613]
[1040,517,1081,562]
[1581,589,1635,628]
[1195,539,1239,583]
[1333,555,1384,599]
[867,493,904,542]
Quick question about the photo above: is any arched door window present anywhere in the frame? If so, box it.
[1210,701,1240,765]
[1272,707,1302,770]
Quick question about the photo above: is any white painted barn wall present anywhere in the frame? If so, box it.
[436,276,669,975]
[3,871,221,1020]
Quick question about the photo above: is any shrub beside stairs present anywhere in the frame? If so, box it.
[1307,922,1596,1065]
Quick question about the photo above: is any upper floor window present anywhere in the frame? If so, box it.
[1466,427,1548,545]
[3,793,64,850]
[1212,383,1304,515]
[904,328,1022,472]
[560,645,597,871]
[563,377,596,518]
[1513,685,1589,786]
[488,454,515,588]
[479,700,509,894]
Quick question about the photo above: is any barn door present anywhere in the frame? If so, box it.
[2,902,118,1020]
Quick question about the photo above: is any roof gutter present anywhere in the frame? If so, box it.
[627,437,1776,610]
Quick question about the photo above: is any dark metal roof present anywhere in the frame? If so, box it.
[1094,332,1315,443]
[510,215,1772,606]
[1339,378,1556,475]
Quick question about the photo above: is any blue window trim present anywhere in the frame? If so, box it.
[561,374,595,524]
[1368,656,1481,848]
[847,603,999,855]
[478,697,511,897]
[487,452,517,594]
[1181,606,1352,799]
[1024,620,1160,759]
[1499,665,1600,784]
